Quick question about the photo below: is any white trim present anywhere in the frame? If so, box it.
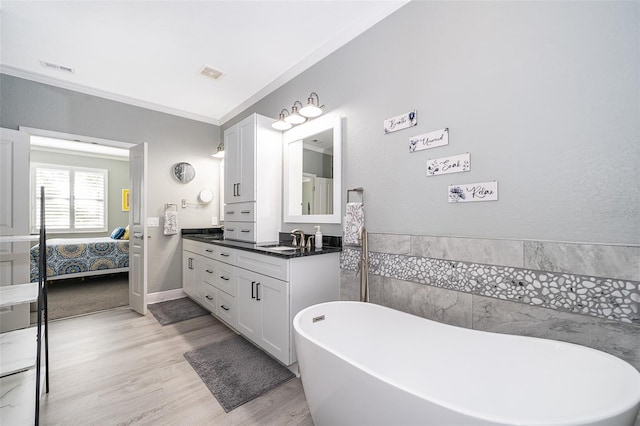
[19,126,136,149]
[3,65,220,125]
[146,289,186,305]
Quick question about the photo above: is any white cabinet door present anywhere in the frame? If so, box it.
[224,124,239,205]
[225,115,256,204]
[256,274,289,363]
[182,251,203,303]
[236,268,260,342]
[236,115,255,203]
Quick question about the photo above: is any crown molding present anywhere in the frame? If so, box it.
[1,65,221,126]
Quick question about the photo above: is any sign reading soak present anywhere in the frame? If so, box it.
[448,181,498,203]
[410,128,449,153]
[384,110,417,134]
[427,153,470,176]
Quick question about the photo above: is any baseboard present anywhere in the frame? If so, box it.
[147,288,185,304]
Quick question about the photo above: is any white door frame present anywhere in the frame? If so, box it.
[18,127,147,314]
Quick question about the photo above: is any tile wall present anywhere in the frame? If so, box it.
[340,234,640,370]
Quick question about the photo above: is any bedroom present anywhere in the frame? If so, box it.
[27,133,132,320]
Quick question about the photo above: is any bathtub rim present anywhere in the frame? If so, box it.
[293,300,640,426]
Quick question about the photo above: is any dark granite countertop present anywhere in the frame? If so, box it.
[181,228,341,259]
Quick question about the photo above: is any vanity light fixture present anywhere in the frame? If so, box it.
[212,140,225,158]
[272,92,325,131]
[272,109,294,130]
[284,101,307,125]
[299,92,324,118]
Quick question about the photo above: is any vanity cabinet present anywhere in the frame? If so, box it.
[182,239,238,330]
[182,238,340,366]
[223,113,281,244]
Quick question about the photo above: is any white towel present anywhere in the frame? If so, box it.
[344,202,364,246]
[164,208,178,235]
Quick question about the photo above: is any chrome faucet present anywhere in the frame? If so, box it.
[290,229,305,247]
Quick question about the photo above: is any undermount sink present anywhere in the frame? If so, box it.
[260,245,297,252]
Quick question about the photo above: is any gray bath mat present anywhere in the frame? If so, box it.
[148,297,208,325]
[184,335,295,412]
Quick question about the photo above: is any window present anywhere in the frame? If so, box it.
[31,163,108,233]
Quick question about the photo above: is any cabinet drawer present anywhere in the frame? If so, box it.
[183,239,217,258]
[235,223,256,243]
[202,284,218,313]
[224,202,256,222]
[224,221,256,243]
[216,289,237,329]
[216,247,235,265]
[202,259,216,286]
[235,249,289,282]
[214,261,236,296]
[223,224,238,241]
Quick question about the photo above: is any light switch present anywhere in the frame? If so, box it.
[147,217,159,227]
[212,217,219,225]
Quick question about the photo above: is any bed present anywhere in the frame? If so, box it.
[30,237,129,282]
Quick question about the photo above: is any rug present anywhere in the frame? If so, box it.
[184,335,295,412]
[148,297,209,325]
[33,272,129,322]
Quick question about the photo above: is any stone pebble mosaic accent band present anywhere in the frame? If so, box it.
[341,248,640,324]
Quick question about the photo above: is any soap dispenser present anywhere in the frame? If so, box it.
[314,226,323,249]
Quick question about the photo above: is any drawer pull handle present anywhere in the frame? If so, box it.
[251,281,256,299]
[205,295,213,301]
[220,305,230,311]
[226,211,235,215]
[205,269,213,274]
[256,282,261,301]
[240,229,250,233]
[205,249,214,253]
[220,253,230,257]
[220,276,230,281]
[240,210,251,214]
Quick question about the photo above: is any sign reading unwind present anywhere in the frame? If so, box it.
[410,128,449,152]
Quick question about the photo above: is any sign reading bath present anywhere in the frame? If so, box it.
[448,181,498,203]
[384,110,417,134]
[409,128,449,152]
[427,153,470,176]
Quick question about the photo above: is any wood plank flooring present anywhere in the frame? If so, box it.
[39,308,314,425]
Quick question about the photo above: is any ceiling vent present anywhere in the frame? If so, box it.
[40,60,75,74]
[199,65,224,80]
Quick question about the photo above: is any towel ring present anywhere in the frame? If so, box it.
[347,187,364,204]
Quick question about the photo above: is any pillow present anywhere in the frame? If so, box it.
[110,227,126,239]
[122,225,130,240]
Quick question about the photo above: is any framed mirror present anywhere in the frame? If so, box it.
[283,114,342,223]
[172,162,195,183]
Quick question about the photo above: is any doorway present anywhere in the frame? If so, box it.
[19,126,146,319]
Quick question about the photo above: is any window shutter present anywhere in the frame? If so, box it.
[74,171,105,229]
[32,164,107,233]
[35,167,70,230]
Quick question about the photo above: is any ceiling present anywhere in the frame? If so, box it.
[0,1,408,126]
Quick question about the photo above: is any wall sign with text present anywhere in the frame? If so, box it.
[426,153,470,176]
[384,110,417,134]
[448,181,498,203]
[410,128,449,152]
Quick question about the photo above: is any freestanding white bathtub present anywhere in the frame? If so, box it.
[293,301,640,426]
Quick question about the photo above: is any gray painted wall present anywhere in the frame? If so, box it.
[1,74,222,293]
[223,1,640,245]
[30,149,129,238]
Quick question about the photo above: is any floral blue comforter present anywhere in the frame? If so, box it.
[30,237,129,282]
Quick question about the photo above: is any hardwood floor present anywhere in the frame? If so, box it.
[40,308,314,425]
